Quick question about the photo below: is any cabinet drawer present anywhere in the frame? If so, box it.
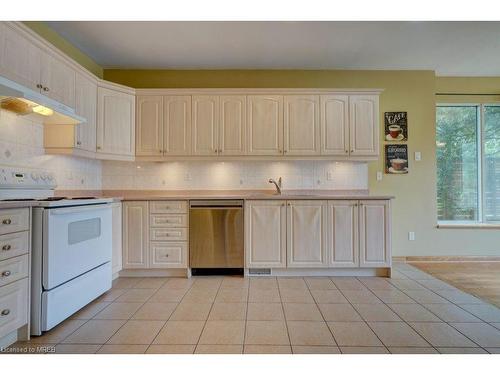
[0,208,29,235]
[0,278,28,338]
[150,242,187,268]
[0,254,29,288]
[150,228,188,241]
[150,201,187,214]
[150,214,187,228]
[0,231,29,261]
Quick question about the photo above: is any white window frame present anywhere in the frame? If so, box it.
[436,102,500,225]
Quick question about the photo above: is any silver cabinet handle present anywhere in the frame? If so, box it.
[345,150,348,153]
[36,84,43,89]
[2,270,11,277]
[1,244,11,251]
[96,146,101,150]
[1,309,10,316]
[76,141,81,145]
[43,87,50,92]
[2,219,11,225]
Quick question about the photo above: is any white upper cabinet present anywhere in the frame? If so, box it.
[97,85,135,159]
[247,95,284,155]
[192,95,219,156]
[327,200,359,267]
[136,95,163,156]
[40,51,75,108]
[164,96,192,156]
[286,200,328,267]
[359,200,391,268]
[349,95,379,157]
[284,95,320,155]
[0,23,41,92]
[74,72,97,153]
[321,95,349,155]
[219,95,246,155]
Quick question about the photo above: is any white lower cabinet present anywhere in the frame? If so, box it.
[359,200,391,268]
[245,200,286,268]
[150,242,188,268]
[122,201,149,269]
[286,200,327,267]
[111,202,123,275]
[327,200,359,267]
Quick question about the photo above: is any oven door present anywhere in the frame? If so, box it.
[42,204,112,290]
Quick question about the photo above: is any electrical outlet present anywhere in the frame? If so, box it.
[376,171,383,181]
[327,171,334,181]
[415,152,422,161]
[408,231,415,241]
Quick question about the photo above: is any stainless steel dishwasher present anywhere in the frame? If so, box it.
[189,200,244,275]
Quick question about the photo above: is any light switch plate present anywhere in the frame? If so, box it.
[408,231,415,241]
[376,171,383,181]
[415,152,422,161]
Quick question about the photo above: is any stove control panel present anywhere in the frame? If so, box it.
[0,166,57,190]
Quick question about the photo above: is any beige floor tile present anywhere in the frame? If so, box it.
[149,288,188,302]
[418,279,458,291]
[29,319,87,344]
[54,344,101,354]
[458,304,500,322]
[359,277,396,290]
[451,322,500,347]
[311,289,348,304]
[409,322,477,347]
[247,303,285,321]
[108,320,165,345]
[491,323,500,330]
[97,288,127,302]
[62,320,126,344]
[131,302,177,320]
[245,345,292,354]
[182,289,218,304]
[423,304,482,323]
[97,344,148,354]
[340,347,389,354]
[437,347,488,354]
[215,288,248,303]
[208,302,247,321]
[485,347,500,354]
[305,277,337,290]
[278,277,308,290]
[220,277,249,289]
[387,304,441,322]
[164,278,196,289]
[169,302,212,321]
[342,290,381,304]
[280,288,314,303]
[318,304,363,322]
[93,302,142,320]
[112,277,141,289]
[146,344,196,354]
[199,321,245,345]
[388,279,426,291]
[331,277,367,291]
[288,321,336,346]
[195,344,243,354]
[435,290,484,304]
[402,270,435,280]
[292,345,340,354]
[352,304,402,322]
[390,271,410,280]
[368,322,430,347]
[115,288,156,303]
[70,301,111,319]
[153,321,205,345]
[327,322,382,346]
[283,303,323,321]
[250,278,278,290]
[245,321,290,345]
[389,347,439,354]
[134,278,169,289]
[403,290,449,304]
[249,288,281,303]
[371,289,416,304]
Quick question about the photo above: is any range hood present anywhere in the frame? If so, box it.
[0,76,86,125]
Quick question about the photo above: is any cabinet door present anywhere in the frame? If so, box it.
[349,95,379,157]
[286,200,328,268]
[192,95,219,155]
[359,200,391,267]
[0,23,41,92]
[284,95,320,155]
[321,95,349,155]
[97,87,135,157]
[122,201,149,269]
[136,96,163,156]
[220,95,246,155]
[74,72,97,153]
[164,96,192,156]
[40,51,76,108]
[327,200,359,267]
[247,95,283,155]
[111,202,123,275]
[245,200,286,268]
[150,242,188,268]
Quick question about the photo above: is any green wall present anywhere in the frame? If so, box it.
[23,22,103,78]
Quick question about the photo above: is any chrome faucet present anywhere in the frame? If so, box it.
[268,177,282,195]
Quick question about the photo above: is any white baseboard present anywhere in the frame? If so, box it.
[245,267,391,277]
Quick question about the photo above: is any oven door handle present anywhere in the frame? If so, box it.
[48,204,111,215]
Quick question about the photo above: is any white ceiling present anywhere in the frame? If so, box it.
[46,21,500,76]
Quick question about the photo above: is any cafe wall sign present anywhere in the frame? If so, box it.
[384,112,408,141]
[385,144,408,174]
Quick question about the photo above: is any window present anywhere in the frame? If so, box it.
[436,104,500,223]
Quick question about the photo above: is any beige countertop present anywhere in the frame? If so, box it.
[58,189,394,201]
[0,200,39,209]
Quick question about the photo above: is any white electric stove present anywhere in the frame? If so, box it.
[0,166,113,335]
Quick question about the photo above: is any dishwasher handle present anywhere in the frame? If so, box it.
[190,200,243,208]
